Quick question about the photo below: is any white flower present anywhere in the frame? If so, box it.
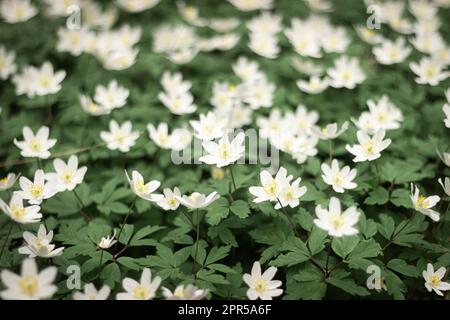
[94,80,129,110]
[346,129,391,162]
[327,56,366,89]
[248,33,280,59]
[373,38,411,65]
[17,170,57,205]
[117,0,160,12]
[99,47,139,71]
[175,192,220,209]
[410,32,445,55]
[14,126,57,159]
[438,177,450,196]
[161,71,191,95]
[73,283,111,300]
[19,224,64,258]
[79,94,110,116]
[290,56,323,76]
[289,105,319,135]
[232,56,263,83]
[43,0,79,17]
[437,150,450,167]
[125,170,163,202]
[155,187,182,211]
[0,46,17,79]
[98,231,117,249]
[45,155,87,192]
[296,76,329,94]
[158,91,197,115]
[291,135,319,164]
[249,167,292,203]
[243,261,283,300]
[0,0,37,23]
[116,268,161,300]
[423,263,450,296]
[170,128,193,151]
[209,17,240,32]
[147,122,172,149]
[321,27,351,54]
[247,12,282,35]
[312,121,349,140]
[227,0,273,11]
[410,57,449,86]
[354,25,384,45]
[190,112,227,141]
[56,28,92,56]
[162,284,208,300]
[285,23,321,58]
[443,103,450,128]
[0,173,19,191]
[410,184,441,222]
[243,78,275,110]
[199,133,245,168]
[366,95,404,131]
[100,120,140,152]
[314,197,360,237]
[275,177,307,209]
[0,193,42,224]
[0,258,57,300]
[31,61,66,96]
[321,159,357,193]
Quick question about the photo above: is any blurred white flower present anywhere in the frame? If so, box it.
[100,120,140,152]
[0,0,37,23]
[199,132,245,168]
[0,173,19,191]
[248,33,279,59]
[0,193,42,224]
[209,17,240,32]
[94,80,129,111]
[116,268,161,300]
[373,38,411,65]
[0,46,17,79]
[117,0,160,13]
[227,0,273,11]
[0,258,57,300]
[175,191,220,209]
[328,56,365,89]
[297,76,329,94]
[14,126,57,159]
[73,283,111,300]
[438,177,450,196]
[410,57,449,86]
[162,284,208,300]
[312,121,349,140]
[190,112,227,141]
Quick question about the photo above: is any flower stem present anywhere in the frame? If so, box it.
[192,209,201,276]
[373,160,380,184]
[325,236,332,275]
[328,140,333,164]
[73,189,90,221]
[36,158,43,170]
[99,249,104,267]
[276,198,299,237]
[229,166,237,193]
[113,196,137,259]
[0,223,14,261]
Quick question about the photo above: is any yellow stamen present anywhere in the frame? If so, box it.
[18,276,38,297]
[132,285,149,299]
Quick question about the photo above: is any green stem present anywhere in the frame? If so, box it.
[229,166,237,193]
[325,237,332,275]
[328,140,333,164]
[99,249,104,267]
[113,196,137,259]
[73,189,90,221]
[36,158,43,170]
[192,209,201,276]
[373,160,380,184]
[0,223,14,261]
[276,198,299,237]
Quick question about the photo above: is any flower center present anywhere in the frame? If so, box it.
[429,275,440,286]
[363,140,375,154]
[30,184,43,198]
[61,170,73,183]
[39,76,51,88]
[219,143,231,159]
[333,173,343,186]
[0,176,8,184]
[283,187,295,201]
[11,205,25,220]
[29,138,42,152]
[417,195,429,208]
[18,275,38,297]
[341,70,351,81]
[330,215,345,230]
[114,132,126,144]
[263,180,278,196]
[425,66,437,78]
[254,279,268,293]
[132,285,149,300]
[135,180,148,194]
[174,288,185,298]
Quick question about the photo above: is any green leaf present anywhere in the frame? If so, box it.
[117,257,141,271]
[378,214,395,240]
[307,227,328,255]
[390,189,412,208]
[206,198,229,225]
[118,224,134,245]
[271,238,310,267]
[205,246,231,265]
[129,225,163,246]
[230,200,250,219]
[345,239,381,270]
[364,187,389,205]
[100,263,121,288]
[387,259,419,277]
[332,236,360,259]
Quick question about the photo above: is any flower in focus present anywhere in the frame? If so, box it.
[98,231,117,250]
[313,196,360,237]
[125,170,163,202]
[18,224,65,258]
[410,183,440,222]
[116,268,161,300]
[199,133,245,168]
[175,191,220,209]
[345,129,391,162]
[162,284,208,300]
[17,170,57,205]
[243,261,283,300]
[422,263,450,296]
[155,187,182,211]
[321,159,357,193]
[45,155,87,192]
